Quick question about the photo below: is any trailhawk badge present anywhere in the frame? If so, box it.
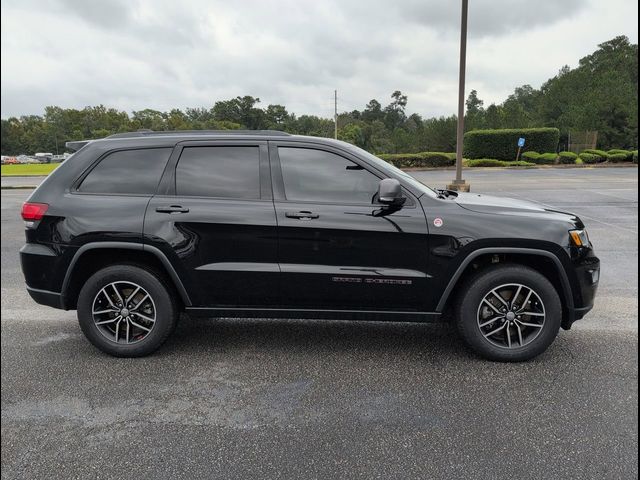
[433,217,444,228]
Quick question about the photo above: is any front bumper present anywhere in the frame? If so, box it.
[562,254,600,329]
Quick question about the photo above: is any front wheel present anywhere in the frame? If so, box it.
[455,264,562,362]
[77,265,178,357]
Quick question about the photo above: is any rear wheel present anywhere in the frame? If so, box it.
[77,265,178,357]
[455,264,562,362]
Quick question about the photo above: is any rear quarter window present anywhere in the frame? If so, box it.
[78,148,171,195]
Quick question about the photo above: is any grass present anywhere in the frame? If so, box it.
[1,163,60,176]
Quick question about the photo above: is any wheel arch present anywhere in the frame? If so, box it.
[61,242,191,310]
[436,247,574,319]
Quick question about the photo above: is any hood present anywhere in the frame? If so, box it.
[454,192,544,213]
[452,191,583,226]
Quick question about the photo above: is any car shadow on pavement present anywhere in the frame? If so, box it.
[165,315,476,360]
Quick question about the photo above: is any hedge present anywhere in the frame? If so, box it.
[607,149,633,161]
[463,128,560,160]
[608,153,628,163]
[558,151,578,164]
[633,150,638,164]
[521,151,540,161]
[465,159,535,167]
[521,151,557,165]
[579,153,599,164]
[582,149,609,162]
[536,153,558,165]
[377,152,455,168]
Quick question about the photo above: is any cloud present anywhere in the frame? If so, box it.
[397,0,586,38]
[1,0,638,120]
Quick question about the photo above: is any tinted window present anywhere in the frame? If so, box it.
[278,147,380,204]
[176,146,260,198]
[79,148,171,194]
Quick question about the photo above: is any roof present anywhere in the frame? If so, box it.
[106,129,291,139]
[65,129,294,151]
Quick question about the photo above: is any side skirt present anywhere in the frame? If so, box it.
[184,307,442,323]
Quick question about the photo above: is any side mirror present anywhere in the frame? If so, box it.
[377,178,406,206]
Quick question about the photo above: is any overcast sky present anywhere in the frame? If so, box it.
[1,0,638,119]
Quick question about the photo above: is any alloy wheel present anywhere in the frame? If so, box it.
[476,283,546,349]
[91,281,156,344]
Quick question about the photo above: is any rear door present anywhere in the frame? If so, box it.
[144,140,279,307]
[270,142,430,311]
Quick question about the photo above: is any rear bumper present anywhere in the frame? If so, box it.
[21,243,68,310]
[26,286,63,309]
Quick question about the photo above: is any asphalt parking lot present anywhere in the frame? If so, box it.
[1,167,638,479]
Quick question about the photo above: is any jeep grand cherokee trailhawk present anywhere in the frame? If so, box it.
[20,130,600,361]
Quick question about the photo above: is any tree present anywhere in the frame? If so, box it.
[265,104,290,129]
[484,104,503,129]
[465,89,485,130]
[383,91,408,130]
[362,99,384,123]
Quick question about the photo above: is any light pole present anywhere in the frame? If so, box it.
[448,0,470,192]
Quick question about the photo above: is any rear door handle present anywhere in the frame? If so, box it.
[285,211,319,220]
[155,205,190,214]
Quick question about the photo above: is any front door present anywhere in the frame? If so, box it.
[144,140,279,307]
[270,142,430,311]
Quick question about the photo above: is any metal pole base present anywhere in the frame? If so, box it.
[446,180,471,192]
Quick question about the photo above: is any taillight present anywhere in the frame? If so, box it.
[21,202,49,221]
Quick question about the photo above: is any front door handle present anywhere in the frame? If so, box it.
[285,211,319,220]
[156,205,190,214]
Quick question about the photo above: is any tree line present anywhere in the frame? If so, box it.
[1,36,636,156]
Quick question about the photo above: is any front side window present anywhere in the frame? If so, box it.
[176,146,260,199]
[278,147,380,204]
[78,148,171,194]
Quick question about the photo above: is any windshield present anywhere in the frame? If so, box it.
[343,143,438,197]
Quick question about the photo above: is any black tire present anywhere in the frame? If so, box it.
[77,264,178,357]
[455,264,562,362]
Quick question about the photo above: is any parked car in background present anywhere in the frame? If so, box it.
[1,156,18,164]
[35,152,53,163]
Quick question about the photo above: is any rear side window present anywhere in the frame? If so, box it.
[175,146,260,199]
[78,148,171,194]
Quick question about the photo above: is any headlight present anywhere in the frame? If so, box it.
[569,229,590,247]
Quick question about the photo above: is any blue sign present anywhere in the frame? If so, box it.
[518,137,525,147]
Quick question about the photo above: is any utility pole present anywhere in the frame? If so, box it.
[448,0,470,192]
[334,90,338,139]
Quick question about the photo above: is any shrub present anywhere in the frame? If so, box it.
[465,159,535,167]
[558,151,579,164]
[521,151,540,161]
[633,150,638,164]
[463,128,560,160]
[579,153,599,164]
[607,149,633,161]
[608,153,628,163]
[377,152,455,168]
[582,149,608,162]
[535,153,558,165]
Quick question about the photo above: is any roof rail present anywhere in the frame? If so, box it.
[106,129,292,139]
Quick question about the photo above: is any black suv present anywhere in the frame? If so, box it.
[20,130,599,361]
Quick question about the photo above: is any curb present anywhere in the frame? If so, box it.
[402,163,639,172]
[1,185,38,190]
